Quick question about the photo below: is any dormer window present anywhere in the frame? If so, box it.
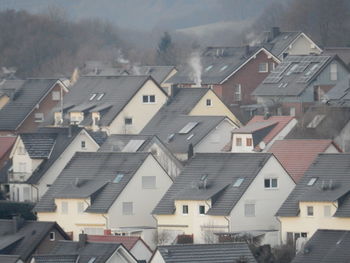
[96,93,105,101]
[89,93,97,101]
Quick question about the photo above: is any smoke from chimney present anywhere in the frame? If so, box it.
[189,52,202,87]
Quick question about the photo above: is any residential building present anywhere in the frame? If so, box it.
[98,134,183,179]
[0,217,70,263]
[0,78,68,135]
[268,139,340,182]
[32,233,137,263]
[153,153,295,245]
[259,27,322,60]
[291,229,350,263]
[35,152,173,242]
[286,106,350,152]
[277,153,350,245]
[167,46,280,106]
[47,76,168,135]
[88,232,153,262]
[228,115,297,152]
[253,55,349,117]
[323,47,350,66]
[323,74,350,106]
[0,255,23,263]
[5,127,105,202]
[150,243,257,263]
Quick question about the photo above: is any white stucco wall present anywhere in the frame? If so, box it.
[231,133,254,152]
[279,33,321,59]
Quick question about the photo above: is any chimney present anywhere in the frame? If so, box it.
[264,112,271,120]
[245,45,250,56]
[78,233,88,248]
[271,27,280,39]
[187,143,194,160]
[104,229,112,235]
[12,216,24,233]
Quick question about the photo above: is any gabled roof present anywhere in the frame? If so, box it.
[0,136,16,159]
[253,55,335,97]
[153,153,272,216]
[291,229,350,263]
[268,139,338,183]
[263,31,302,57]
[0,255,22,263]
[35,240,122,263]
[324,75,350,107]
[87,235,152,252]
[0,78,62,130]
[48,75,165,127]
[154,242,257,263]
[277,153,350,217]
[168,46,278,85]
[0,219,69,261]
[34,152,149,213]
[324,47,350,65]
[136,66,176,84]
[20,133,57,159]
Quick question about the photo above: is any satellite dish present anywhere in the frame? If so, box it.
[259,141,266,150]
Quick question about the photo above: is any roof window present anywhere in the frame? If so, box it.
[205,65,213,72]
[307,114,325,128]
[179,122,199,134]
[113,173,124,183]
[89,93,97,101]
[286,64,298,76]
[307,177,318,186]
[233,178,244,187]
[96,93,105,101]
[305,64,319,76]
[220,65,228,71]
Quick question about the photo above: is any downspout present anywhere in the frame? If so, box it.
[276,216,283,246]
[102,214,109,230]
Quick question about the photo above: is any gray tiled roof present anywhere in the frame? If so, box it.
[253,55,332,97]
[34,254,77,263]
[0,219,69,261]
[0,79,60,130]
[324,75,350,107]
[153,153,271,216]
[136,66,175,84]
[0,255,21,263]
[20,133,57,159]
[36,240,122,263]
[98,134,154,152]
[292,229,350,263]
[263,31,301,57]
[168,46,265,85]
[324,47,350,65]
[48,76,160,127]
[34,152,149,213]
[277,153,350,217]
[156,242,257,263]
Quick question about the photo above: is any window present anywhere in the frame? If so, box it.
[142,95,156,103]
[205,65,213,72]
[49,232,55,241]
[236,137,242,146]
[89,93,97,101]
[330,63,337,81]
[220,65,228,71]
[234,84,242,101]
[34,113,44,122]
[96,93,105,101]
[52,91,61,101]
[246,138,252,147]
[182,205,189,215]
[122,202,133,215]
[199,205,205,215]
[81,141,86,149]
[286,64,298,76]
[124,118,132,125]
[307,115,326,128]
[61,201,68,214]
[77,202,84,214]
[258,63,268,73]
[113,174,124,183]
[307,206,314,216]
[142,176,156,189]
[245,203,255,217]
[307,177,318,186]
[233,178,244,187]
[324,205,331,217]
[87,257,96,263]
[264,178,278,189]
[206,99,212,106]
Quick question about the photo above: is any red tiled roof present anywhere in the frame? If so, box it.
[268,139,339,182]
[87,235,148,251]
[0,136,16,159]
[247,116,294,145]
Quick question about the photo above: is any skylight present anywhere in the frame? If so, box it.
[307,114,326,128]
[88,258,96,263]
[205,65,213,72]
[305,64,319,76]
[220,65,228,71]
[113,173,124,183]
[233,178,244,187]
[307,177,317,186]
[122,140,145,152]
[89,93,97,101]
[285,64,298,76]
[187,134,194,140]
[96,93,105,101]
[179,122,199,134]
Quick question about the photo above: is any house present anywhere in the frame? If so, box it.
[153,153,295,245]
[88,232,153,262]
[5,126,105,202]
[98,134,183,179]
[35,152,173,242]
[167,46,280,106]
[323,47,350,66]
[81,60,129,76]
[291,229,350,263]
[323,75,350,106]
[32,233,137,263]
[228,115,297,152]
[47,76,168,135]
[277,153,350,245]
[150,242,257,263]
[286,106,350,152]
[258,27,322,60]
[0,255,23,263]
[253,55,349,117]
[0,78,68,135]
[141,88,241,160]
[268,139,341,182]
[0,217,70,263]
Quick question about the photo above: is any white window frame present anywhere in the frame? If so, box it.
[52,91,61,101]
[122,202,133,215]
[264,178,278,189]
[258,62,269,73]
[34,113,44,122]
[142,95,156,104]
[236,137,242,147]
[330,63,338,81]
[234,84,242,101]
[49,231,55,241]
